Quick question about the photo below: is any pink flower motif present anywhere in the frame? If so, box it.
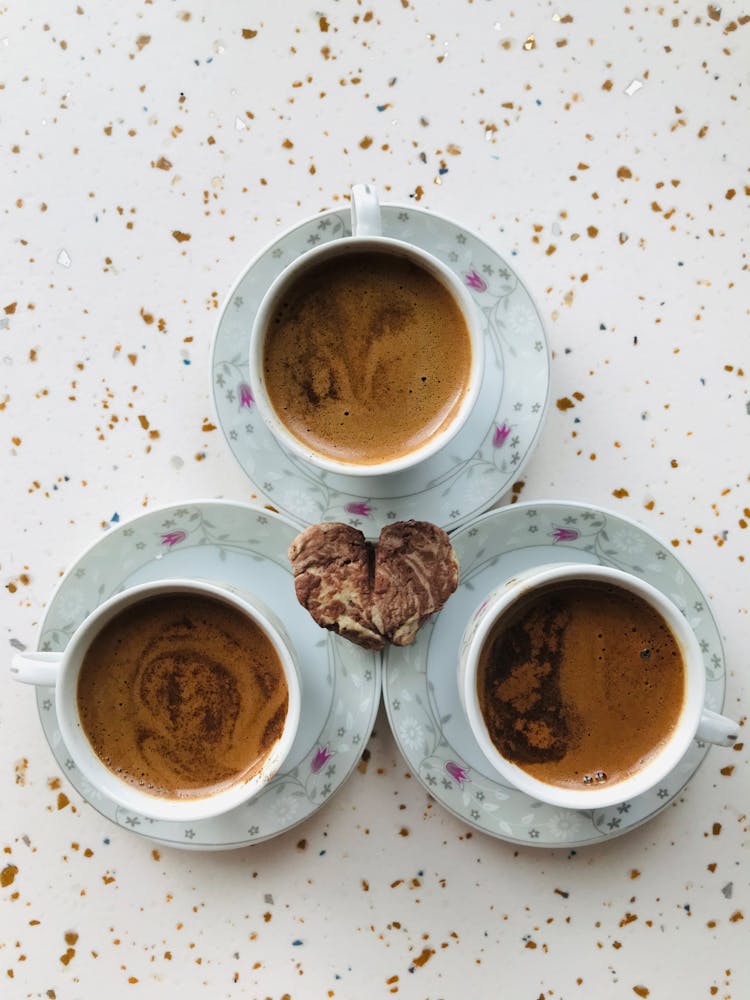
[551,527,579,543]
[345,501,372,517]
[493,422,511,448]
[465,270,487,292]
[445,761,468,786]
[161,530,186,547]
[474,598,491,619]
[238,383,254,408]
[311,745,333,774]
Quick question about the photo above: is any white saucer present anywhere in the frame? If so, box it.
[383,501,727,848]
[35,501,381,850]
[211,204,549,533]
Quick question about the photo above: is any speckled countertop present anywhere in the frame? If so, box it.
[2,2,748,998]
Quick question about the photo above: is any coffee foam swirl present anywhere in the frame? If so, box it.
[262,251,472,465]
[78,595,288,799]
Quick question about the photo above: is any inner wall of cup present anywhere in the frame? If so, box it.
[466,566,703,804]
[253,237,482,469]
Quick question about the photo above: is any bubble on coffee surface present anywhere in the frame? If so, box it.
[582,770,608,785]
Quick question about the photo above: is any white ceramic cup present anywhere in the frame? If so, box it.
[10,579,302,822]
[458,563,738,810]
[248,183,485,477]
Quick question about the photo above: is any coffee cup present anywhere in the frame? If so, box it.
[249,184,484,477]
[10,579,302,822]
[458,563,738,810]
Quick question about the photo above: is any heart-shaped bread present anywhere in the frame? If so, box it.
[288,520,459,650]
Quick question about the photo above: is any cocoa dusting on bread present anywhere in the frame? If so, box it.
[288,520,459,650]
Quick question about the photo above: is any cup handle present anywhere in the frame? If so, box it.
[10,650,63,686]
[696,708,739,747]
[351,184,382,237]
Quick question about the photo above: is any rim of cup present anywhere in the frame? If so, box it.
[55,579,301,823]
[460,563,706,810]
[248,234,485,478]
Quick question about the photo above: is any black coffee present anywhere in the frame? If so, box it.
[262,251,473,464]
[477,581,685,789]
[77,594,288,799]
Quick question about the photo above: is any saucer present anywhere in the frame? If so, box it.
[211,204,550,533]
[35,501,381,850]
[383,501,727,848]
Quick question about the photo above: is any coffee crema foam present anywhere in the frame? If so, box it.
[77,594,288,799]
[477,581,685,790]
[262,251,472,465]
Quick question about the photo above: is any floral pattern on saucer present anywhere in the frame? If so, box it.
[212,205,549,533]
[36,501,381,850]
[384,501,727,848]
